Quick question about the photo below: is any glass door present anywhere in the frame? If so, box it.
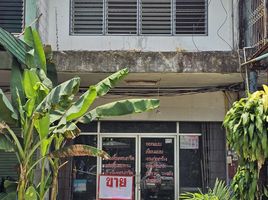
[101,137,137,199]
[140,137,175,200]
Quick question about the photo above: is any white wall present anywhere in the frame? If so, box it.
[91,91,232,122]
[45,0,235,52]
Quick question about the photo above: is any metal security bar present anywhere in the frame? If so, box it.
[248,0,266,52]
[0,0,24,33]
[71,0,208,35]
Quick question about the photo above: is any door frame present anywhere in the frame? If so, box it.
[98,133,178,200]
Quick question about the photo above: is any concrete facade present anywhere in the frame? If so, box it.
[45,0,236,52]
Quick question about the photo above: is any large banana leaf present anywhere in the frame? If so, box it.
[34,77,80,116]
[52,122,80,139]
[0,89,18,125]
[79,99,160,123]
[0,135,14,152]
[0,27,26,65]
[49,144,110,159]
[24,27,47,73]
[65,86,97,122]
[96,68,128,96]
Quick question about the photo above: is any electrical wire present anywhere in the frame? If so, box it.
[217,0,233,49]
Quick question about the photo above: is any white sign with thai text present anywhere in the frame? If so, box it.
[99,175,133,199]
[180,135,199,149]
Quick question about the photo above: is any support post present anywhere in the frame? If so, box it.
[249,70,258,93]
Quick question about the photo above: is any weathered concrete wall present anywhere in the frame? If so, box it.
[54,51,239,73]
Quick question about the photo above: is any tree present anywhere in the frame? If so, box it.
[0,27,160,200]
[223,85,268,200]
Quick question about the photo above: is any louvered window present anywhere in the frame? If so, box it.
[70,0,207,35]
[0,0,24,33]
[107,0,137,34]
[175,0,207,35]
[141,0,171,35]
[71,0,103,34]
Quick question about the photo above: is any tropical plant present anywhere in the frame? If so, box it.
[223,85,268,200]
[180,179,234,200]
[0,27,160,200]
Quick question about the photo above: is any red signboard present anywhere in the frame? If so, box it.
[98,175,134,200]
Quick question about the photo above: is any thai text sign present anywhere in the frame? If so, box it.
[99,175,133,200]
[180,135,199,149]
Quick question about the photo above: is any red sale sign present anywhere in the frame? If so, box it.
[98,175,134,200]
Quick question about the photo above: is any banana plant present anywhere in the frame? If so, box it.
[0,27,160,200]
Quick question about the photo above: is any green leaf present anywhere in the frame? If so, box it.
[23,69,41,99]
[49,144,110,159]
[66,86,97,122]
[0,27,27,65]
[262,94,268,112]
[34,114,50,156]
[0,89,18,125]
[261,134,267,152]
[0,135,14,152]
[10,58,25,112]
[96,68,129,96]
[242,112,249,126]
[248,123,254,139]
[24,27,47,73]
[53,123,81,139]
[32,29,47,73]
[263,85,268,94]
[25,186,37,200]
[34,77,80,116]
[264,186,268,197]
[79,99,160,124]
[255,115,263,133]
[24,98,36,117]
[36,68,52,90]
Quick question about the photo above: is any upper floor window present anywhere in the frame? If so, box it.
[0,0,24,33]
[70,0,207,35]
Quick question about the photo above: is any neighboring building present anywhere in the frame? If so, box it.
[0,0,244,200]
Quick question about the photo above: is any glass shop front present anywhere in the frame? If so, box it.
[58,121,226,200]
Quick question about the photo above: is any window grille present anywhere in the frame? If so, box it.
[140,0,172,35]
[71,0,103,34]
[0,0,24,33]
[175,0,207,35]
[106,0,137,34]
[71,0,207,35]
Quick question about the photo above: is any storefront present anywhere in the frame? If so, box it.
[59,121,226,200]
